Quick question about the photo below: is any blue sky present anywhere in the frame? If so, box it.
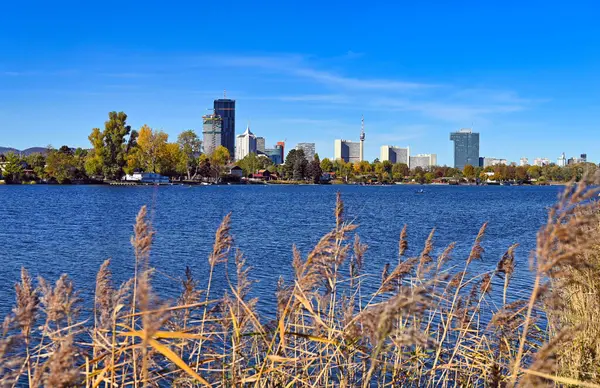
[1,0,599,165]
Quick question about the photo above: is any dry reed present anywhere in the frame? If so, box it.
[0,183,599,387]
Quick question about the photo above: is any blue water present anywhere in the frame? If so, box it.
[0,184,561,318]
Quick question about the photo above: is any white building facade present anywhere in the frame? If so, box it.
[235,125,257,161]
[533,158,550,167]
[380,145,409,165]
[482,157,508,167]
[334,139,361,163]
[409,154,437,169]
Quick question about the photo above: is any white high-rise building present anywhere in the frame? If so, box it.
[519,157,529,166]
[557,152,567,167]
[533,158,550,167]
[380,146,410,165]
[334,116,365,163]
[235,124,257,161]
[334,140,361,163]
[409,154,437,169]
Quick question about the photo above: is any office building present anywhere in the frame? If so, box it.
[450,129,480,170]
[482,157,507,168]
[578,153,587,163]
[235,125,257,161]
[202,113,223,156]
[380,146,409,165]
[334,117,365,163]
[568,157,576,165]
[533,158,550,167]
[409,154,437,169]
[256,137,266,153]
[264,143,285,165]
[334,140,361,163]
[296,143,316,161]
[519,157,529,166]
[214,98,236,156]
[277,141,285,160]
[557,153,567,167]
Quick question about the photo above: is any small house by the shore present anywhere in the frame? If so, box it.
[228,166,243,178]
[123,172,169,184]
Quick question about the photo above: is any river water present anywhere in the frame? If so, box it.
[0,184,561,317]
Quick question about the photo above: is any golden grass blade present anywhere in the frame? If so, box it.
[121,330,209,340]
[521,369,600,388]
[147,338,211,386]
[229,286,266,336]
[266,355,319,363]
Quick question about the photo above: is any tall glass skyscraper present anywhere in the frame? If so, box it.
[450,129,480,170]
[214,98,236,156]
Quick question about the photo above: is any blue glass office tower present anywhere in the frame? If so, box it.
[214,99,236,156]
[450,129,480,170]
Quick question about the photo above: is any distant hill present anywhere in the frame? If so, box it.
[0,147,49,156]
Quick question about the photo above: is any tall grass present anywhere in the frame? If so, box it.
[1,181,600,387]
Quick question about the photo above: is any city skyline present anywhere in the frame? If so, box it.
[1,1,599,164]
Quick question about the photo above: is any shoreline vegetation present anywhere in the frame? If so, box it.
[1,179,600,386]
[1,111,598,187]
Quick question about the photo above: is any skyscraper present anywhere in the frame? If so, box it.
[380,146,409,164]
[296,143,316,161]
[214,98,236,156]
[334,117,365,163]
[557,152,567,167]
[235,124,257,161]
[202,113,223,156]
[450,129,479,170]
[256,137,266,153]
[334,140,361,163]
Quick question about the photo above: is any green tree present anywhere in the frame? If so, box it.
[307,154,323,184]
[359,160,372,174]
[237,153,261,176]
[283,149,298,179]
[527,165,542,180]
[177,130,202,180]
[382,160,393,174]
[392,163,409,179]
[424,172,435,183]
[26,153,47,181]
[45,146,77,183]
[100,111,132,180]
[374,162,385,182]
[293,149,308,181]
[2,152,24,183]
[320,157,333,173]
[85,128,105,177]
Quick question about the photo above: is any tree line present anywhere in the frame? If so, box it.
[1,111,597,184]
[0,112,232,184]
